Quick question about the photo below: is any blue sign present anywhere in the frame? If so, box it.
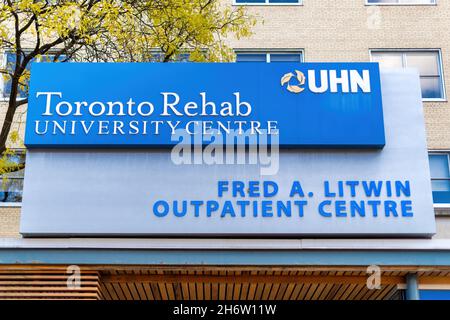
[25,62,385,148]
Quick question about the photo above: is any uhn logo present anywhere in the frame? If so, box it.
[281,69,371,94]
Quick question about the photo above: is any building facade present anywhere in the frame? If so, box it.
[0,0,450,300]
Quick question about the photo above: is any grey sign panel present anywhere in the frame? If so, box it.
[20,70,436,237]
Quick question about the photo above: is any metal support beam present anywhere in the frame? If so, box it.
[2,249,450,266]
[406,273,420,300]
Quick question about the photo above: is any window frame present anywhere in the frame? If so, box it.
[1,51,31,102]
[429,151,450,207]
[0,148,26,207]
[235,49,305,63]
[233,0,303,6]
[0,51,68,102]
[365,0,437,6]
[369,49,447,102]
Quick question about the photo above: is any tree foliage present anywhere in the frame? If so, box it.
[0,0,256,154]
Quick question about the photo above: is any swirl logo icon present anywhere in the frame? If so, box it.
[281,70,305,94]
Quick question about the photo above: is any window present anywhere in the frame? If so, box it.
[367,0,436,4]
[1,52,67,99]
[236,51,303,63]
[371,50,445,100]
[429,153,450,204]
[235,0,301,5]
[420,290,450,300]
[0,150,25,204]
[150,52,191,63]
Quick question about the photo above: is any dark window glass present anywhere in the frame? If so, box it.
[429,154,450,204]
[2,53,34,98]
[0,151,25,203]
[368,0,435,3]
[420,290,450,300]
[372,51,444,99]
[236,53,267,62]
[2,53,67,98]
[235,0,267,3]
[150,52,191,62]
[235,0,300,3]
[270,53,302,62]
[236,52,302,63]
[269,0,300,3]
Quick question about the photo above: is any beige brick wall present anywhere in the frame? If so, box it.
[0,207,20,237]
[0,101,26,149]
